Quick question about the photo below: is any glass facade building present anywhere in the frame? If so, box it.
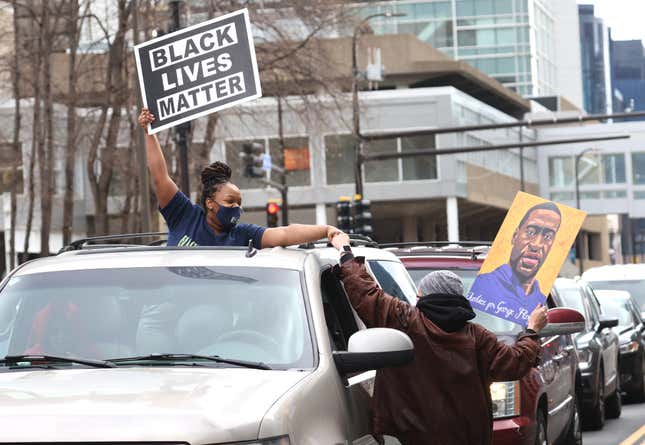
[354,0,557,97]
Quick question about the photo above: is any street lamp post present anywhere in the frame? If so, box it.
[574,148,598,275]
[352,12,404,198]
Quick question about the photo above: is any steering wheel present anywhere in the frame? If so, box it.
[215,330,280,353]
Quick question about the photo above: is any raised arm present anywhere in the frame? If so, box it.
[138,108,178,208]
[261,224,341,247]
[332,233,415,330]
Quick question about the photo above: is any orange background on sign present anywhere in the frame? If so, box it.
[479,192,587,296]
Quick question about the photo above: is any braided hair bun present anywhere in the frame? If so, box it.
[200,161,232,207]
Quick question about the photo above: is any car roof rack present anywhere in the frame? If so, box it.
[298,233,378,249]
[59,232,168,253]
[380,241,491,261]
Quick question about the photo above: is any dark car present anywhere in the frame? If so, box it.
[593,289,645,402]
[551,278,621,429]
[385,243,583,445]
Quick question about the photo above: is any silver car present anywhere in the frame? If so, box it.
[0,243,415,444]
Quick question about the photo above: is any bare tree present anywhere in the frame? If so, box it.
[9,1,22,268]
[86,0,133,235]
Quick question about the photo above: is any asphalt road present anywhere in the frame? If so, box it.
[584,401,645,445]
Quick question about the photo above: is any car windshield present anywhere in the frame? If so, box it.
[0,266,313,369]
[595,295,633,328]
[586,280,645,313]
[407,268,522,335]
[368,260,418,305]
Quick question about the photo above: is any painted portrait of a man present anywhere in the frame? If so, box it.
[469,201,565,324]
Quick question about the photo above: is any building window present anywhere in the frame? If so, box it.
[225,139,267,190]
[325,135,355,185]
[268,137,311,187]
[549,153,626,187]
[401,135,437,180]
[365,139,398,183]
[633,152,645,184]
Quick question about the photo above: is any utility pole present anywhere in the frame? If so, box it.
[351,12,404,198]
[277,95,289,225]
[169,0,190,195]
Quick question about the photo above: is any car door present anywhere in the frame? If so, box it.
[586,289,618,393]
[544,295,577,439]
[320,268,381,445]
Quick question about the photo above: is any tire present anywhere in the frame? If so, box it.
[628,356,645,403]
[585,369,605,430]
[561,396,583,445]
[606,372,622,419]
[535,408,548,445]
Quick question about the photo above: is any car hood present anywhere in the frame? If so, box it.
[0,367,309,443]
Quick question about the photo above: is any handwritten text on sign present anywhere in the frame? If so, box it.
[134,9,261,134]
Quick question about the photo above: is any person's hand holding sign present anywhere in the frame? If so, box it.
[138,108,155,134]
[527,304,548,333]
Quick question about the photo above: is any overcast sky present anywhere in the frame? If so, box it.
[577,0,645,41]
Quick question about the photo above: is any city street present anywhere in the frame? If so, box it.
[585,402,645,445]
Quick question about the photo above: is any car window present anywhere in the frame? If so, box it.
[320,268,358,351]
[408,268,479,293]
[596,296,634,328]
[0,266,314,369]
[587,280,645,313]
[368,260,417,304]
[557,286,592,330]
[406,268,521,335]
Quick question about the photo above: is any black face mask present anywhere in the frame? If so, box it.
[215,204,242,232]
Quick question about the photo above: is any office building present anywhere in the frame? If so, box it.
[578,4,612,114]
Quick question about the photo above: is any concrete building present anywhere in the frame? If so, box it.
[538,121,645,264]
[578,4,613,114]
[352,0,583,106]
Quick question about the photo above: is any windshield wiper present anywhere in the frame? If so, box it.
[0,354,117,369]
[109,353,272,370]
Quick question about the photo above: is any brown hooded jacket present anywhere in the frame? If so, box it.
[338,257,541,445]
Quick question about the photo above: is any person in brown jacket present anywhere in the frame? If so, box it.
[331,234,547,445]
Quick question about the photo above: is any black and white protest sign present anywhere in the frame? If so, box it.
[134,9,262,134]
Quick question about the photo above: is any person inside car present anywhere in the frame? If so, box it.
[331,233,547,445]
[138,108,343,248]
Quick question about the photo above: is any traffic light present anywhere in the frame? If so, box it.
[336,197,354,232]
[266,200,281,228]
[241,142,265,178]
[353,195,373,236]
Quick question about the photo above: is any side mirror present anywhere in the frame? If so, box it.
[598,315,619,331]
[333,328,414,375]
[539,308,585,337]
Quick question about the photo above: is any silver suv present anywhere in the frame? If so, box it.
[0,239,415,444]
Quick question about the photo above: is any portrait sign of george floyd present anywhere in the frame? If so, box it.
[467,192,586,326]
[134,9,262,134]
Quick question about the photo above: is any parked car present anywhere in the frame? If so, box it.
[593,289,645,402]
[582,264,645,321]
[551,278,621,429]
[0,236,418,444]
[384,242,584,445]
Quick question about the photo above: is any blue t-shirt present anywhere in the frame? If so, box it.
[467,263,546,326]
[160,191,266,248]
